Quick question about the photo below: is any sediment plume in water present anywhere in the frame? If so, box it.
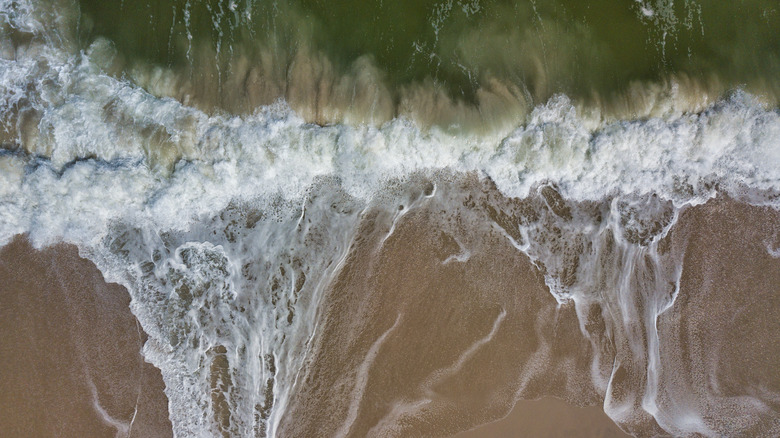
[4,0,780,132]
[1,0,779,437]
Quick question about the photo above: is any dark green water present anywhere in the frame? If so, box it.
[76,0,780,121]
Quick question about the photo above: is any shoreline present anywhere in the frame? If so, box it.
[1,192,778,437]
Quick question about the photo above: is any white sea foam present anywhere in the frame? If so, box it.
[3,47,778,249]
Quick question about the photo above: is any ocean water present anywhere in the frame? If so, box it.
[1,0,779,437]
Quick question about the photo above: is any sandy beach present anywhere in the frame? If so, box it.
[1,191,778,437]
[0,237,172,437]
[455,397,630,437]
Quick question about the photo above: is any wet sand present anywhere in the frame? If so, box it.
[654,197,780,436]
[455,397,630,438]
[279,182,612,437]
[278,185,780,437]
[0,236,172,438]
[1,192,778,438]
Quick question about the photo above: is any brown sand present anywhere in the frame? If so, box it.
[278,182,612,437]
[0,236,172,438]
[277,181,780,437]
[654,197,780,436]
[454,397,629,438]
[453,196,780,438]
[1,191,777,438]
